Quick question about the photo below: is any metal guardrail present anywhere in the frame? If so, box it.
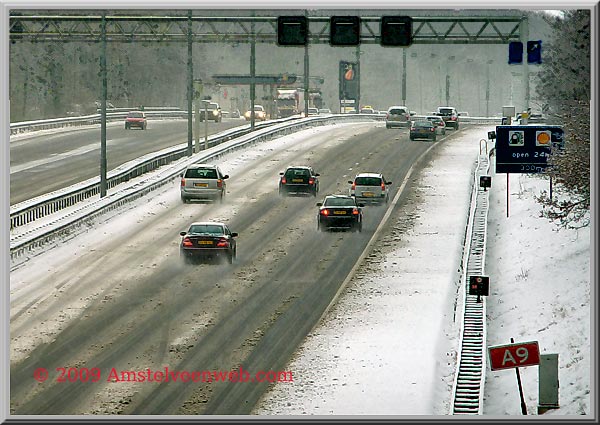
[450,142,492,415]
[9,114,379,261]
[9,108,188,135]
[9,117,289,230]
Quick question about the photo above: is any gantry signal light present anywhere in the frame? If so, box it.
[508,41,523,64]
[380,16,413,46]
[330,16,361,46]
[277,16,308,46]
[527,40,542,64]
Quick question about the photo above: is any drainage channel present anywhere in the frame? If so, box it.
[451,147,492,415]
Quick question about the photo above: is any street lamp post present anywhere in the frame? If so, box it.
[446,55,455,106]
[486,59,494,118]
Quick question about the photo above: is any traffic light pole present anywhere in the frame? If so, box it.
[304,11,310,116]
[402,48,407,107]
[100,12,107,198]
[187,11,193,157]
[250,19,256,130]
[355,45,360,112]
[521,17,530,112]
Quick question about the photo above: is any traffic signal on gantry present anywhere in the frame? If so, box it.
[330,16,361,46]
[380,16,413,46]
[277,16,308,46]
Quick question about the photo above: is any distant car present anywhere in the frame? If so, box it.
[385,106,411,129]
[125,111,147,130]
[179,222,238,264]
[425,115,447,135]
[410,120,437,141]
[200,102,222,122]
[348,172,392,204]
[244,105,267,121]
[180,163,229,203]
[306,107,319,116]
[230,109,241,118]
[279,166,320,196]
[458,111,470,117]
[360,107,375,114]
[318,108,332,115]
[435,106,459,129]
[317,195,364,232]
[527,112,546,123]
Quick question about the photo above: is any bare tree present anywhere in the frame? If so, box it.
[534,10,591,229]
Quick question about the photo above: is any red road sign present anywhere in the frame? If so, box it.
[488,341,540,371]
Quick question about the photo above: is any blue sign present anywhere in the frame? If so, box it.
[495,125,564,173]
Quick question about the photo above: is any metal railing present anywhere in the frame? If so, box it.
[9,114,379,261]
[450,142,492,415]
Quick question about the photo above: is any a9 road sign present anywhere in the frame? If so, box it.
[488,341,540,371]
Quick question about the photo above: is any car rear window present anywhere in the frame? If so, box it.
[414,121,434,127]
[437,108,454,115]
[185,168,218,179]
[388,108,407,115]
[285,168,310,178]
[324,197,355,207]
[128,112,144,118]
[188,224,224,235]
[355,176,383,186]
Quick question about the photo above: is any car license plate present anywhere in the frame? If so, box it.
[362,191,375,197]
[194,183,208,187]
[333,210,347,215]
[198,240,213,245]
[292,179,304,183]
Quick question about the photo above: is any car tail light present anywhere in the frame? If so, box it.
[410,126,415,131]
[385,113,390,119]
[182,237,193,247]
[281,177,287,184]
[381,182,386,190]
[352,208,360,215]
[405,114,410,120]
[351,182,356,190]
[217,179,223,188]
[320,209,329,216]
[216,238,229,247]
[308,178,315,185]
[181,178,186,187]
[431,127,435,132]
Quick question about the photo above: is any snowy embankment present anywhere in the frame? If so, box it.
[254,129,591,417]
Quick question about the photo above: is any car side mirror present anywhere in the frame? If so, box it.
[222,175,229,179]
[358,203,365,207]
[386,181,392,185]
[180,173,184,178]
[316,202,323,207]
[315,173,320,177]
[180,231,187,236]
[347,180,353,185]
[231,232,238,237]
[279,172,284,175]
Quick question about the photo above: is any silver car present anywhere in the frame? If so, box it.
[180,163,229,203]
[348,172,392,204]
[385,106,411,129]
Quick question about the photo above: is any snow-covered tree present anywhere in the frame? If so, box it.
[534,10,591,229]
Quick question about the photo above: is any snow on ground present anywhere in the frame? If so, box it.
[254,129,592,417]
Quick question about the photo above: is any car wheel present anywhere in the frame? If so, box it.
[317,221,322,232]
[218,192,224,204]
[409,136,414,141]
[386,124,390,129]
[358,221,363,232]
[227,251,234,264]
[181,197,188,204]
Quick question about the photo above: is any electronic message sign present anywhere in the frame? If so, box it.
[495,125,564,174]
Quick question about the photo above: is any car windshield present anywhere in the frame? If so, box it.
[324,197,356,207]
[128,112,143,118]
[184,168,218,178]
[354,176,383,186]
[188,224,224,235]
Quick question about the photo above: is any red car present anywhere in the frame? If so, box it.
[125,111,147,130]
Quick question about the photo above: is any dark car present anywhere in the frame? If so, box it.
[410,120,437,141]
[125,111,147,130]
[200,102,223,122]
[279,166,320,196]
[179,222,238,264]
[317,195,364,232]
[435,106,459,129]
